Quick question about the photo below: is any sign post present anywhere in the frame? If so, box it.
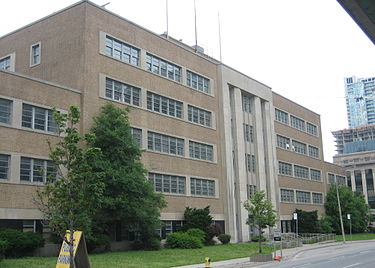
[347,214,352,242]
[293,212,298,244]
[274,229,282,260]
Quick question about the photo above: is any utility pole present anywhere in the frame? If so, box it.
[336,183,346,243]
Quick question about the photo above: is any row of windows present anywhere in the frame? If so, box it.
[275,109,318,136]
[280,189,323,204]
[104,35,211,94]
[327,173,346,185]
[0,98,58,134]
[276,134,319,159]
[278,161,322,181]
[105,78,213,128]
[148,172,215,197]
[0,154,56,182]
[1,43,40,71]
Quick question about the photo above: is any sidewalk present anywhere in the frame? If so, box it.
[171,240,340,268]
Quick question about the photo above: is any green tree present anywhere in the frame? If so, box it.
[88,103,166,250]
[243,190,276,253]
[37,106,105,268]
[325,184,370,233]
[294,209,320,233]
[182,206,212,232]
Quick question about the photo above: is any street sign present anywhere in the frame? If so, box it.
[347,214,351,220]
[274,229,281,241]
[293,213,298,220]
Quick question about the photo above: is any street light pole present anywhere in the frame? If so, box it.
[336,183,346,243]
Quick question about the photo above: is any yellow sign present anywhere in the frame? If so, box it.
[56,230,83,268]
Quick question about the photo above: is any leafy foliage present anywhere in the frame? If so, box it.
[165,232,203,249]
[243,190,276,253]
[325,185,370,233]
[218,234,231,244]
[186,228,205,243]
[318,216,334,234]
[88,103,166,250]
[0,229,44,258]
[182,206,212,232]
[294,209,320,233]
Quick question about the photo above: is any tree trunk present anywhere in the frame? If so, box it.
[258,225,262,253]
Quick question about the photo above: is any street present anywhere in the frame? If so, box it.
[257,240,375,268]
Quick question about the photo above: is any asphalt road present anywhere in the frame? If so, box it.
[257,241,375,268]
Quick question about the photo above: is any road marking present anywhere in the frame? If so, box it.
[342,263,361,268]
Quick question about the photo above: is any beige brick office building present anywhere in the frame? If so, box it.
[0,0,345,242]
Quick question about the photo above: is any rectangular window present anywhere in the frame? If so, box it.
[278,161,292,176]
[354,170,363,192]
[188,105,212,127]
[328,173,335,184]
[22,104,57,133]
[105,36,140,66]
[296,191,311,203]
[312,193,323,204]
[186,70,210,93]
[245,154,254,172]
[0,56,11,70]
[190,177,215,197]
[242,94,251,113]
[148,173,186,194]
[147,92,183,119]
[294,165,309,179]
[275,109,288,124]
[292,140,307,155]
[0,154,10,180]
[31,43,40,65]
[189,141,213,161]
[276,135,290,150]
[147,54,181,82]
[310,169,321,181]
[105,78,140,106]
[280,189,294,202]
[0,98,12,124]
[148,131,184,156]
[247,185,257,199]
[336,175,346,185]
[290,115,305,131]
[307,122,318,136]
[244,124,253,142]
[308,145,319,159]
[131,128,142,147]
[20,157,56,183]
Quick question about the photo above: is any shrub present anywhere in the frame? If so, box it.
[165,232,203,249]
[319,216,334,234]
[367,225,375,233]
[86,233,110,253]
[0,240,7,261]
[250,235,266,242]
[182,206,212,232]
[0,229,44,258]
[205,224,222,245]
[218,234,231,244]
[186,228,205,242]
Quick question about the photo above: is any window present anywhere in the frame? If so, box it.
[278,161,292,176]
[190,178,215,197]
[312,193,323,204]
[294,165,309,179]
[328,173,335,184]
[277,135,290,150]
[156,220,184,239]
[280,189,294,202]
[148,131,184,156]
[20,157,56,183]
[244,124,253,142]
[22,104,57,133]
[131,128,142,147]
[148,173,186,194]
[245,154,255,172]
[146,54,181,82]
[290,115,305,131]
[310,169,321,181]
[0,56,10,70]
[105,78,140,106]
[189,141,213,161]
[147,92,183,119]
[296,191,311,203]
[336,175,346,185]
[186,70,210,93]
[0,98,12,124]
[188,105,212,127]
[307,122,317,136]
[247,185,257,199]
[292,140,307,155]
[242,94,251,113]
[105,36,140,66]
[0,154,10,180]
[308,145,319,159]
[31,43,40,65]
[275,109,288,124]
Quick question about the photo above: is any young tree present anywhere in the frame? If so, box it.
[88,103,166,249]
[325,184,370,233]
[243,190,277,253]
[37,106,105,268]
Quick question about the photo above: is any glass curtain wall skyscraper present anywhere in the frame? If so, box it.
[345,76,375,128]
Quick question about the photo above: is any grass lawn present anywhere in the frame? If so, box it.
[1,242,273,268]
[335,232,375,242]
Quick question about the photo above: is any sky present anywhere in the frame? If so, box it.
[0,0,374,162]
